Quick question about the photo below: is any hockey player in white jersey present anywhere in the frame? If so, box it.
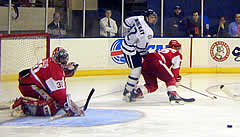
[121,9,157,101]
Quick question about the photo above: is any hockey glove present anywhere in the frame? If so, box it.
[63,62,79,77]
[176,75,182,82]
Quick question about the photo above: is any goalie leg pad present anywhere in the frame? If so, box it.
[12,97,59,116]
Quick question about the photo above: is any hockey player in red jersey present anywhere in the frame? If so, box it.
[11,47,83,116]
[127,40,195,103]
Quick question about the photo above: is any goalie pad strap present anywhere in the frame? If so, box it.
[12,97,59,116]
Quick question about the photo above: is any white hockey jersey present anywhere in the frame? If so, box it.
[121,16,154,56]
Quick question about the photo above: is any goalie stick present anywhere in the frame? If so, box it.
[180,84,217,99]
[49,88,95,120]
[83,88,95,111]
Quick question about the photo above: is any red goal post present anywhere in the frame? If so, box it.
[0,33,50,80]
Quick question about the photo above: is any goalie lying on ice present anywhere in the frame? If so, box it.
[11,47,83,117]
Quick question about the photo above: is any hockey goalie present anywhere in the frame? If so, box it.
[126,40,195,104]
[11,47,84,117]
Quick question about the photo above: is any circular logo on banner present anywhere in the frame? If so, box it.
[210,41,230,62]
[110,39,126,64]
[232,47,240,62]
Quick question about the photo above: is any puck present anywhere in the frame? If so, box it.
[227,125,232,128]
[220,85,224,89]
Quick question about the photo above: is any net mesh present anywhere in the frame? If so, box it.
[0,34,49,76]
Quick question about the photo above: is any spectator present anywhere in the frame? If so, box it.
[99,10,118,37]
[210,16,229,37]
[186,11,201,37]
[228,13,240,37]
[165,6,186,37]
[48,12,66,38]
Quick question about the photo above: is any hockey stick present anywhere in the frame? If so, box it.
[49,113,68,120]
[175,92,195,102]
[0,100,15,110]
[180,84,217,99]
[83,88,95,111]
[49,88,95,121]
[0,106,10,110]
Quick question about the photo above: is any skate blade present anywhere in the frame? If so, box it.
[122,94,137,102]
[122,96,128,101]
[136,96,144,99]
[122,95,131,102]
[170,100,184,105]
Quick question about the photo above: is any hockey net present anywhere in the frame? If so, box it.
[0,33,50,110]
[0,33,50,80]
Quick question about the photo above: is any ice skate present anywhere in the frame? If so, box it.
[167,91,184,104]
[126,88,143,102]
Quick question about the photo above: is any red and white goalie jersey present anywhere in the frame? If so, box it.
[12,47,82,116]
[154,48,182,79]
[29,57,67,107]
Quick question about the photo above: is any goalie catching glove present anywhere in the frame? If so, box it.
[63,62,79,77]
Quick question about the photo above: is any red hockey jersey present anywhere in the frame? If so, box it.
[30,57,66,107]
[154,48,182,79]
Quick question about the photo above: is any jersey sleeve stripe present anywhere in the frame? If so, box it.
[30,68,47,91]
[136,47,147,50]
[158,53,166,64]
[159,60,174,78]
[123,39,136,47]
[122,45,135,53]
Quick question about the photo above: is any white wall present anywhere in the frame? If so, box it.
[1,37,240,76]
[51,38,191,71]
[192,38,240,68]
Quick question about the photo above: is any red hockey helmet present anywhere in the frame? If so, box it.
[168,40,181,50]
[52,47,69,65]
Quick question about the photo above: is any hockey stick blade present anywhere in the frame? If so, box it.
[176,92,195,102]
[49,113,68,121]
[181,97,195,102]
[0,106,10,110]
[49,88,95,121]
[83,88,95,111]
[180,84,217,99]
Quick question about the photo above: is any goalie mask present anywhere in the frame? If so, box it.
[168,40,181,51]
[52,47,69,65]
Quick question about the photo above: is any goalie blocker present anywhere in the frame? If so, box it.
[11,47,80,117]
